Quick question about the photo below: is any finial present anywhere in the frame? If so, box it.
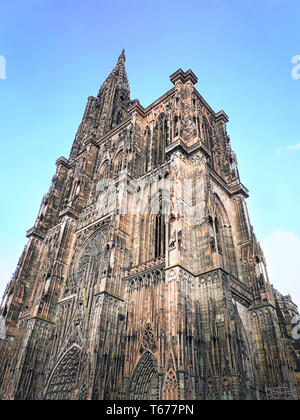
[119,49,126,62]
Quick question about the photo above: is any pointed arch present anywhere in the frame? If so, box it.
[98,159,111,179]
[112,149,124,177]
[144,125,151,172]
[127,350,159,400]
[162,369,178,400]
[151,112,168,168]
[211,193,238,277]
[74,227,108,288]
[234,305,256,399]
[137,187,168,262]
[150,189,167,259]
[140,323,157,354]
[63,226,109,298]
[44,345,81,400]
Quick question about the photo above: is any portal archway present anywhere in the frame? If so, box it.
[127,350,159,400]
[44,345,81,400]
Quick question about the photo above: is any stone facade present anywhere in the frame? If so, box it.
[0,51,299,400]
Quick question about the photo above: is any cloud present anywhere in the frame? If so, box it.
[262,230,300,309]
[275,146,283,159]
[275,142,300,158]
[287,142,300,151]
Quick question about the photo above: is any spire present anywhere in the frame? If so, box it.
[96,49,131,131]
[98,49,130,96]
[70,51,131,159]
[118,49,126,63]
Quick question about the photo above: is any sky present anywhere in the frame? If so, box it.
[0,0,299,307]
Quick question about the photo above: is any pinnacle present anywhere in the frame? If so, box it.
[97,49,130,99]
[99,50,129,94]
[118,49,126,63]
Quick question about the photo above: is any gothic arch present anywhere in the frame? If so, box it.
[113,149,123,177]
[44,345,81,400]
[213,193,230,225]
[149,188,170,217]
[144,125,151,172]
[136,187,168,262]
[98,159,111,179]
[234,307,256,398]
[73,227,109,288]
[127,350,159,400]
[162,369,178,400]
[64,227,109,297]
[151,112,168,168]
[212,193,238,277]
[149,189,168,259]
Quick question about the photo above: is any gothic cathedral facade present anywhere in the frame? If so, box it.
[0,51,299,400]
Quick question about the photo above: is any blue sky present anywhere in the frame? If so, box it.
[0,0,299,306]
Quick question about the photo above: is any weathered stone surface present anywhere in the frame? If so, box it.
[0,51,299,400]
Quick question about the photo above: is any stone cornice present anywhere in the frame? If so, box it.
[229,180,249,198]
[208,167,231,195]
[208,167,250,199]
[128,100,146,117]
[59,206,79,220]
[29,316,55,325]
[26,227,46,240]
[84,136,99,148]
[215,110,229,123]
[170,68,198,85]
[94,290,124,302]
[125,259,165,280]
[55,156,70,169]
[165,138,211,159]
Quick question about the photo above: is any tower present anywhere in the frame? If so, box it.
[0,52,298,400]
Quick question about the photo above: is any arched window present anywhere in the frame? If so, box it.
[209,195,238,277]
[138,189,166,263]
[162,369,178,400]
[113,151,123,177]
[149,114,168,170]
[215,217,223,255]
[144,127,151,172]
[99,160,111,179]
[154,191,166,259]
[174,116,179,137]
[64,228,108,296]
[116,109,123,125]
[154,212,165,258]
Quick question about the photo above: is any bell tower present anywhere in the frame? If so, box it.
[70,49,131,159]
[0,54,298,400]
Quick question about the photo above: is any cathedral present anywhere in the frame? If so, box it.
[0,51,299,400]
